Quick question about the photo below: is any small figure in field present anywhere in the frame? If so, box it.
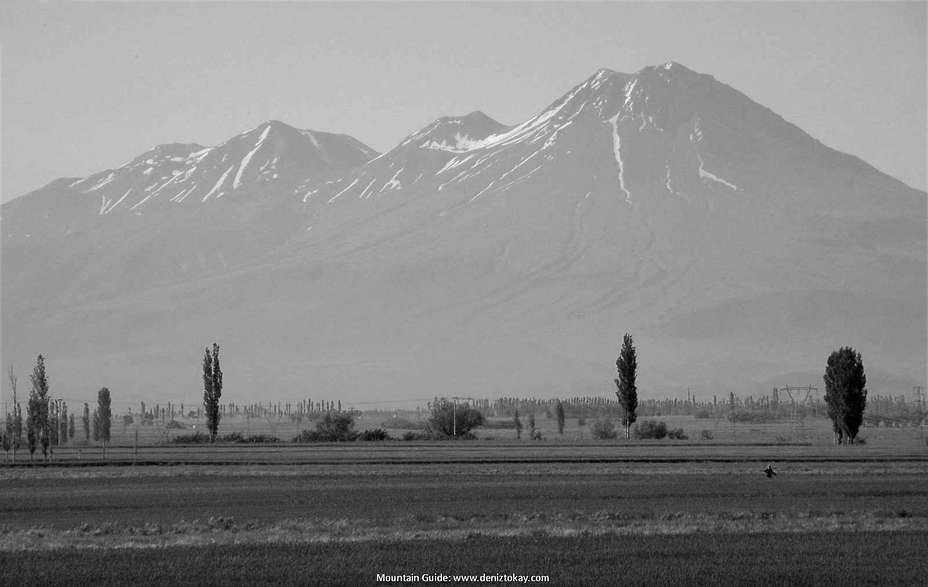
[764,463,777,478]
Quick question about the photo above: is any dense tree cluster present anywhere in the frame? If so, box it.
[293,410,388,442]
[427,398,485,439]
[2,357,92,462]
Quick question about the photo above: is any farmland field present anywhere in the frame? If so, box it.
[2,435,927,585]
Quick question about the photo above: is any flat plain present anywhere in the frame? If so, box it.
[1,432,927,585]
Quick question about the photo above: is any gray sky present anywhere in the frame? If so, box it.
[1,1,925,201]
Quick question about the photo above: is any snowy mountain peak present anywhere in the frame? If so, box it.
[455,110,501,125]
[637,61,709,88]
[228,119,308,147]
[30,121,377,216]
[229,120,377,160]
[120,142,207,172]
[239,119,292,134]
[585,67,621,88]
[653,61,691,73]
[411,111,510,152]
[263,119,291,128]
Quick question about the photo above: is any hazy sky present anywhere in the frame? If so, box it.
[1,1,925,201]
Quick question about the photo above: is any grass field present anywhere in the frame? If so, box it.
[7,413,926,465]
[1,435,927,585]
[4,532,928,586]
[42,412,928,449]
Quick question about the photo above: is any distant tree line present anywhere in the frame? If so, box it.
[125,398,351,426]
[470,388,907,426]
[3,342,885,454]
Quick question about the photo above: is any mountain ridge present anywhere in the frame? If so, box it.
[8,61,922,204]
[2,61,924,404]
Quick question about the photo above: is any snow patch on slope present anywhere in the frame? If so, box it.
[697,155,738,191]
[421,133,499,152]
[87,172,116,192]
[301,130,321,150]
[358,178,378,199]
[608,114,632,204]
[101,188,132,215]
[169,185,198,204]
[665,164,679,196]
[233,125,272,190]
[328,178,359,204]
[203,166,235,202]
[382,168,404,192]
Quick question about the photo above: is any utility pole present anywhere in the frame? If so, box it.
[449,396,474,438]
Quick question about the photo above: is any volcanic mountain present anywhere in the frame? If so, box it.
[2,63,925,406]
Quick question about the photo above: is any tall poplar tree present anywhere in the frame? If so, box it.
[555,400,566,435]
[82,403,90,442]
[28,355,50,460]
[27,423,36,460]
[97,388,112,456]
[59,402,68,445]
[824,347,867,444]
[614,333,638,440]
[48,399,59,447]
[7,365,21,462]
[1,417,9,460]
[203,343,223,442]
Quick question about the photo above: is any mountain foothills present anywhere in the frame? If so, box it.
[2,63,925,405]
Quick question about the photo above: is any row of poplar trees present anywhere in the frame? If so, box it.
[2,355,112,462]
[610,335,868,444]
[4,344,225,456]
